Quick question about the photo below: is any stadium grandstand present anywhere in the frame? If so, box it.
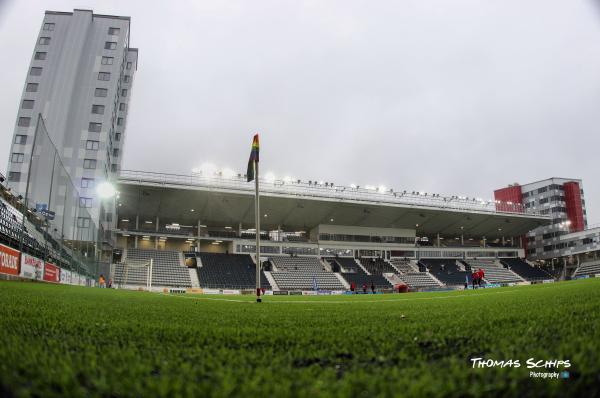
[104,169,563,292]
[2,130,598,291]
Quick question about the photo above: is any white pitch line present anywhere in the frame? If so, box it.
[160,282,578,305]
[261,289,518,304]
[160,293,251,303]
[161,288,521,304]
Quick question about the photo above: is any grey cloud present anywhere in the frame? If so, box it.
[0,0,599,223]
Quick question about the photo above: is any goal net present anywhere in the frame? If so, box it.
[112,259,154,290]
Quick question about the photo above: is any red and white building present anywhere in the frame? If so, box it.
[495,177,597,261]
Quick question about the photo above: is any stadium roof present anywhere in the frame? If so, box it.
[116,170,551,238]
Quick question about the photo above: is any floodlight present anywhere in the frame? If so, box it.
[221,168,236,179]
[265,172,276,183]
[200,163,217,176]
[96,182,116,199]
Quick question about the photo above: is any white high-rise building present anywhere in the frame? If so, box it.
[6,9,138,234]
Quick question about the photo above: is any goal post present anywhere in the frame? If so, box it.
[115,258,153,290]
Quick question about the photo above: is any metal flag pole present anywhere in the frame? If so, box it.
[255,159,261,303]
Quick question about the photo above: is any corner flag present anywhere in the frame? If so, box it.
[247,133,262,303]
[247,134,259,182]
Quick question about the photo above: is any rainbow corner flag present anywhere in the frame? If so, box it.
[246,134,259,182]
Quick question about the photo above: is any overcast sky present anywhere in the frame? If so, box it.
[1,0,599,224]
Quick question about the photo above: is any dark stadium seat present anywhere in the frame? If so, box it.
[500,258,552,281]
[419,258,469,286]
[358,258,397,275]
[197,252,271,289]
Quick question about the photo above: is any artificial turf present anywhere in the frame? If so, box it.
[0,279,599,397]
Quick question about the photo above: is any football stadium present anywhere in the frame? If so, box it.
[1,5,600,398]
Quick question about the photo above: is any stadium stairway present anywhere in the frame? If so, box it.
[263,271,280,291]
[180,252,200,288]
[329,257,393,289]
[389,258,419,273]
[334,272,351,289]
[384,273,404,286]
[572,260,600,278]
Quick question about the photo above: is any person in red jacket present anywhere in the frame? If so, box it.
[471,271,479,289]
[350,282,355,294]
[362,283,367,294]
[478,268,485,287]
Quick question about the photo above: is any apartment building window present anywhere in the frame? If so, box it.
[86,140,99,151]
[18,117,31,127]
[81,178,95,188]
[538,186,548,194]
[539,198,549,204]
[11,153,25,163]
[83,159,97,169]
[39,37,51,45]
[34,52,47,60]
[43,23,55,31]
[77,217,91,228]
[26,83,39,92]
[104,41,117,50]
[101,56,114,65]
[121,89,128,97]
[8,172,21,182]
[88,122,102,133]
[30,67,42,76]
[22,100,34,109]
[119,103,127,111]
[115,133,121,141]
[108,27,120,35]
[123,75,130,83]
[91,104,105,114]
[111,164,118,172]
[98,72,111,81]
[117,117,124,126]
[126,61,132,69]
[94,88,108,97]
[113,148,119,157]
[79,197,93,208]
[15,135,27,145]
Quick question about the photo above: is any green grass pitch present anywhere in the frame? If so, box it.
[1,279,599,397]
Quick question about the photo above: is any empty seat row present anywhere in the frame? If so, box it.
[114,248,192,288]
[197,253,271,289]
[399,272,441,288]
[419,259,468,286]
[500,258,552,281]
[573,261,600,278]
[463,260,523,284]
[270,271,345,290]
[358,258,396,275]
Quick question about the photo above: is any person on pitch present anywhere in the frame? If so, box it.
[471,271,478,289]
